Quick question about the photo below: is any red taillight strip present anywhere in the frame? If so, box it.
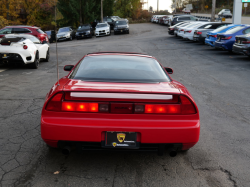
[70,92,173,100]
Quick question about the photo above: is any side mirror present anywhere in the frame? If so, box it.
[64,65,74,71]
[42,41,47,44]
[164,67,173,74]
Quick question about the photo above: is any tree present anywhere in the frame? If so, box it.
[0,0,23,27]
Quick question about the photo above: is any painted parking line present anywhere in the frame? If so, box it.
[0,69,7,73]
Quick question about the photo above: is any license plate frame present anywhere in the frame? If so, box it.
[104,132,137,148]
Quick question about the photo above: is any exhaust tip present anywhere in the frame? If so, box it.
[62,146,71,155]
[169,151,177,157]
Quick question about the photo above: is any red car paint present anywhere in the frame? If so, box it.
[41,52,200,151]
[0,26,49,43]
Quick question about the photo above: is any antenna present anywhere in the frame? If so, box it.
[55,0,59,86]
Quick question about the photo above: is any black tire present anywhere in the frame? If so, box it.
[127,30,129,34]
[69,35,73,41]
[31,52,40,69]
[44,49,50,62]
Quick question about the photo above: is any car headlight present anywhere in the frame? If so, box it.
[86,31,90,34]
[65,33,70,37]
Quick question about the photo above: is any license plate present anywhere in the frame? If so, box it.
[105,132,137,148]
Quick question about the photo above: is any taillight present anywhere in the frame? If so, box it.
[144,104,181,114]
[186,30,192,33]
[221,36,232,40]
[242,41,250,44]
[23,45,28,49]
[62,102,101,112]
[211,35,217,38]
[196,31,202,35]
[180,95,196,114]
[45,93,196,115]
[170,28,174,30]
[46,92,63,111]
[180,29,184,31]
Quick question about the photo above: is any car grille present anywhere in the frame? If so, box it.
[99,30,105,33]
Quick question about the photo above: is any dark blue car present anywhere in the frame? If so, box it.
[205,24,240,47]
[214,25,250,52]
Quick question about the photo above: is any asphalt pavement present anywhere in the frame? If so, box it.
[0,23,250,187]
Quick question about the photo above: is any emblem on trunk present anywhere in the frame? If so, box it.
[112,142,117,147]
[117,133,126,143]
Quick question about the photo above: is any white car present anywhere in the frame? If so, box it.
[0,34,49,69]
[176,22,198,37]
[218,9,232,18]
[95,23,110,37]
[174,22,191,36]
[182,22,220,40]
[178,22,205,38]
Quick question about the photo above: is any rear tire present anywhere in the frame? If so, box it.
[69,35,72,41]
[44,49,50,62]
[31,52,40,69]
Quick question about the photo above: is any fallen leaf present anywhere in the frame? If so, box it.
[54,171,60,174]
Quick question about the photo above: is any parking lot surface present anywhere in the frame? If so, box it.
[0,23,250,187]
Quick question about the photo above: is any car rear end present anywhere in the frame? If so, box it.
[0,37,35,65]
[41,54,200,155]
[41,90,200,154]
[215,34,235,51]
[31,27,49,43]
[233,35,250,56]
[205,33,218,46]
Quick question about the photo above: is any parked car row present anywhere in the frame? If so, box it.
[168,20,250,57]
[55,19,129,42]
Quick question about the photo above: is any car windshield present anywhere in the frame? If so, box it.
[58,28,70,33]
[70,55,171,83]
[96,24,107,28]
[78,25,90,30]
[116,21,127,25]
[225,26,245,34]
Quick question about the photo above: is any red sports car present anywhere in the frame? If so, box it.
[41,52,200,156]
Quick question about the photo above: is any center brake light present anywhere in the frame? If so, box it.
[46,93,196,115]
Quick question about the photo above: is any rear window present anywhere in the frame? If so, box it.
[70,55,171,83]
[225,26,245,34]
[36,29,45,34]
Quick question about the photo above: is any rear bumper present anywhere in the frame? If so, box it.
[41,112,200,151]
[0,51,34,64]
[215,41,232,51]
[205,38,216,47]
[232,45,250,56]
